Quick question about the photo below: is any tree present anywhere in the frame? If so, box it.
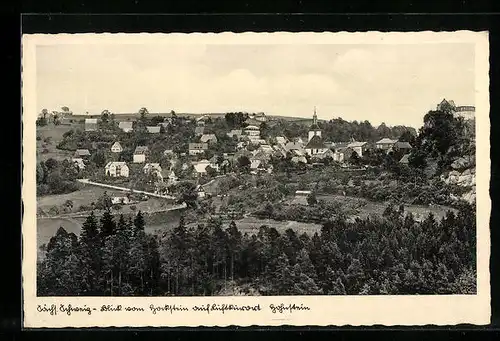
[100,209,116,239]
[78,212,102,294]
[101,109,110,124]
[139,107,149,121]
[307,192,318,206]
[237,156,251,173]
[175,181,198,208]
[133,211,145,234]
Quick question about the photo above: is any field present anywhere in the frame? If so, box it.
[36,124,79,161]
[223,216,322,235]
[316,194,457,221]
[38,186,121,212]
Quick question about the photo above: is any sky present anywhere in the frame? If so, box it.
[36,43,475,128]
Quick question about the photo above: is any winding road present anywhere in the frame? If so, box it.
[77,178,177,200]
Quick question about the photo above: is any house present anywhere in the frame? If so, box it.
[163,149,174,156]
[208,155,221,171]
[284,141,304,153]
[236,141,247,150]
[243,125,261,141]
[291,156,308,164]
[244,118,262,126]
[392,141,412,153]
[314,149,335,160]
[227,129,243,139]
[250,138,267,145]
[257,144,274,154]
[337,147,356,161]
[111,196,130,205]
[399,154,410,165]
[250,158,262,170]
[305,135,328,156]
[194,126,205,136]
[275,136,287,145]
[250,112,267,122]
[347,141,369,157]
[110,142,123,153]
[193,159,211,175]
[105,162,129,177]
[196,185,206,199]
[189,143,208,155]
[375,138,398,152]
[293,190,311,205]
[118,121,134,133]
[84,118,98,132]
[333,151,345,163]
[74,149,91,158]
[143,163,163,179]
[146,126,161,134]
[72,158,86,170]
[167,171,179,184]
[133,146,149,163]
[200,134,218,144]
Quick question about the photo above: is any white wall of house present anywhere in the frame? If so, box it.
[106,164,129,177]
[133,154,146,163]
[189,149,206,156]
[308,130,321,142]
[111,144,123,153]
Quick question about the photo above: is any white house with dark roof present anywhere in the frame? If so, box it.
[200,134,218,144]
[85,118,98,132]
[347,141,369,157]
[243,125,260,141]
[143,163,163,180]
[74,149,91,158]
[118,121,134,132]
[110,142,123,153]
[227,129,243,139]
[133,146,149,163]
[375,138,398,152]
[305,135,328,156]
[146,126,161,133]
[189,143,208,155]
[193,159,211,175]
[392,141,412,152]
[105,162,129,177]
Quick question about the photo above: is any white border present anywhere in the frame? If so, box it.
[22,31,491,328]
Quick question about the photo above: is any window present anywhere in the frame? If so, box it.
[116,165,121,177]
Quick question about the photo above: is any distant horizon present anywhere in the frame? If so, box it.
[37,43,475,129]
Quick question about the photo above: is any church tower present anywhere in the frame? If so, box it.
[308,106,322,142]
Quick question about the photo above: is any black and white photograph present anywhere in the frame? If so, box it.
[22,31,490,327]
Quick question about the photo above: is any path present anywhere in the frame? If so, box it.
[38,202,188,220]
[77,179,176,200]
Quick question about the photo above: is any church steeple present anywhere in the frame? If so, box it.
[308,106,322,142]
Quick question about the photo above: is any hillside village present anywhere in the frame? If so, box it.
[36,99,476,221]
[36,99,478,297]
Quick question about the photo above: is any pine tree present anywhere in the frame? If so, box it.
[78,212,102,295]
[100,209,116,239]
[133,211,145,234]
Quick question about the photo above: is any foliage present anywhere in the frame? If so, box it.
[36,158,80,196]
[38,203,476,296]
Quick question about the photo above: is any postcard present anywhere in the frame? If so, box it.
[22,31,490,328]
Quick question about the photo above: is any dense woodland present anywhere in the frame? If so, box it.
[37,202,476,296]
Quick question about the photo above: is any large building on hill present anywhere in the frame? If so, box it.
[437,98,475,120]
[308,107,322,142]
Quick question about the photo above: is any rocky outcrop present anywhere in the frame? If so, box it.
[441,160,476,204]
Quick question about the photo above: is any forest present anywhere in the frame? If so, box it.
[37,202,477,296]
